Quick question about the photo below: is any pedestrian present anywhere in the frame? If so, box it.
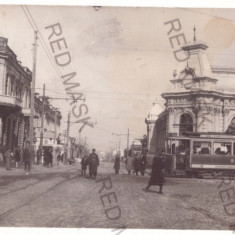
[87,149,99,179]
[5,148,12,170]
[140,154,147,176]
[60,150,64,163]
[144,153,165,194]
[113,155,120,174]
[57,150,61,166]
[23,142,31,173]
[81,155,88,176]
[36,149,41,165]
[48,149,53,167]
[126,155,134,175]
[133,153,141,176]
[14,146,21,168]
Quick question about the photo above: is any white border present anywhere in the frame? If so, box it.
[0,0,233,8]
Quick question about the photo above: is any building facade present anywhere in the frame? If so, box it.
[0,37,32,151]
[148,37,235,154]
[34,95,62,149]
[0,36,61,158]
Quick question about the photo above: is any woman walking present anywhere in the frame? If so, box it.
[81,155,88,176]
[113,155,120,174]
[144,153,165,194]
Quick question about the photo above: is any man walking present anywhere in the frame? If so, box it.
[88,149,99,179]
[140,153,147,176]
[23,142,31,174]
[113,154,120,174]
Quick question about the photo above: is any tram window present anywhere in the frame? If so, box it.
[193,141,211,155]
[213,142,231,155]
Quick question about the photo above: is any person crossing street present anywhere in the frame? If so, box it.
[87,149,99,179]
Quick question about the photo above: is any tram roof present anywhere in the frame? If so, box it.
[167,132,235,140]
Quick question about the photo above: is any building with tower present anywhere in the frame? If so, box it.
[147,30,235,154]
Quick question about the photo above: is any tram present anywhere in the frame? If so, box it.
[164,132,235,177]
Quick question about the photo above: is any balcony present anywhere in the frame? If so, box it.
[22,108,40,118]
[0,94,22,113]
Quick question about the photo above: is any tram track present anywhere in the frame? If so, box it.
[0,169,80,219]
[0,171,69,199]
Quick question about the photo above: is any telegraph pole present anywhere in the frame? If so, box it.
[118,138,121,155]
[54,109,59,145]
[66,112,71,161]
[29,31,38,157]
[39,84,45,162]
[127,128,129,156]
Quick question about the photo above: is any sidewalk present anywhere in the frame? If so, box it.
[0,162,79,177]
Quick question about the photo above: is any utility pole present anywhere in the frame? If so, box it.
[29,31,38,159]
[54,109,59,145]
[66,112,71,161]
[127,128,130,156]
[39,84,45,162]
[118,138,121,155]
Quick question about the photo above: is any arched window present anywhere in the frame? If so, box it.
[226,117,235,134]
[179,113,193,136]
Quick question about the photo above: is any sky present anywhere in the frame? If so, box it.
[1,5,235,152]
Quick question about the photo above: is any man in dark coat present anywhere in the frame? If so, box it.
[23,142,31,172]
[88,149,99,179]
[144,154,165,194]
[48,149,53,167]
[14,146,21,168]
[140,154,147,176]
[133,153,141,176]
[113,155,120,174]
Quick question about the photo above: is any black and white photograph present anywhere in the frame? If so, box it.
[0,1,235,233]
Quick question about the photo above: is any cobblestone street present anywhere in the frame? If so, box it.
[0,162,234,229]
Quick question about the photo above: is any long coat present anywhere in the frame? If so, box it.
[81,156,88,170]
[133,156,141,171]
[140,156,147,171]
[126,156,134,171]
[114,156,120,170]
[148,156,165,186]
[23,147,31,162]
[88,153,99,174]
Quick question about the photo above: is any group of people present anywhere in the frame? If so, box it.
[126,153,147,176]
[81,149,99,179]
[115,152,166,194]
[3,141,31,173]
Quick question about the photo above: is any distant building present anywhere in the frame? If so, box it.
[147,35,235,154]
[34,95,62,150]
[145,103,163,154]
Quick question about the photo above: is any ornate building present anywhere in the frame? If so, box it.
[0,36,61,156]
[0,37,32,150]
[148,35,235,154]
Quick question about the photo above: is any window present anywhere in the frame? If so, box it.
[193,141,211,155]
[214,142,231,155]
[5,74,9,95]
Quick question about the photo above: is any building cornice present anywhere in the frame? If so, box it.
[162,89,235,99]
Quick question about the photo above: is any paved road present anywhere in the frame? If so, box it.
[0,162,234,229]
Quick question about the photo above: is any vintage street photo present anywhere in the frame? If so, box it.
[0,5,235,231]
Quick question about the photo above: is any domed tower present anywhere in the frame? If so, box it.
[145,102,163,152]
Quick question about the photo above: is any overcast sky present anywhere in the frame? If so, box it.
[1,6,235,152]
